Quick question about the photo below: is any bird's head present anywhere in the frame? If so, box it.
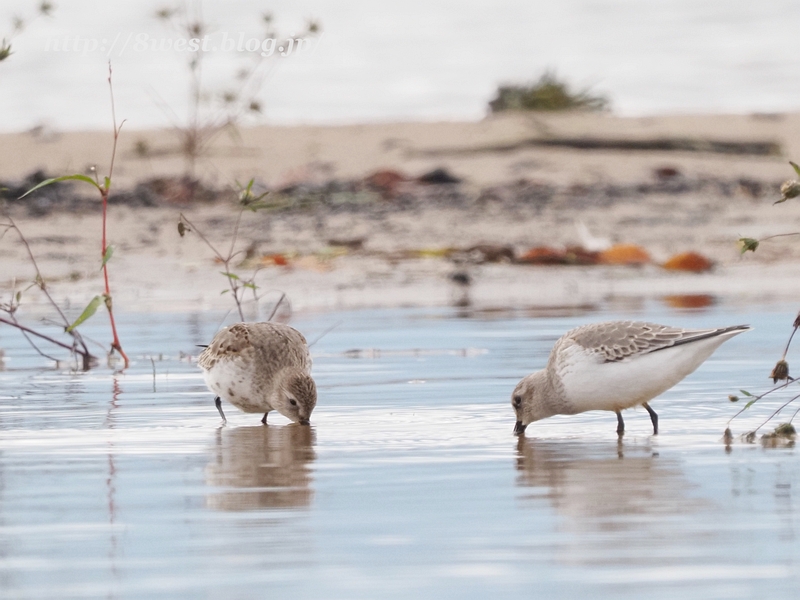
[274,369,317,425]
[511,370,552,435]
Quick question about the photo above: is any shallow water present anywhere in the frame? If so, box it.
[1,301,799,598]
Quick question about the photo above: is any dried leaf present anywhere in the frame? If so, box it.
[662,251,713,272]
[598,244,651,265]
[770,359,790,384]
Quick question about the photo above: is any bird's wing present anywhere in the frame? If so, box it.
[197,323,253,369]
[568,321,748,363]
[249,322,312,371]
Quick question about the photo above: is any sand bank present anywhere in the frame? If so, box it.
[1,112,799,317]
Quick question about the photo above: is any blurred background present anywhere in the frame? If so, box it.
[3,0,800,132]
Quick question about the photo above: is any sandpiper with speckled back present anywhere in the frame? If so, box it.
[199,322,317,425]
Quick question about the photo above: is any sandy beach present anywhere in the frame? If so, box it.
[2,111,800,316]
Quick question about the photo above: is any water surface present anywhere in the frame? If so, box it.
[1,301,799,598]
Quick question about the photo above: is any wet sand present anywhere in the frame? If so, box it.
[1,111,800,315]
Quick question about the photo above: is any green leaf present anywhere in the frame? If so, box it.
[744,399,757,410]
[221,271,240,280]
[101,245,114,269]
[103,176,111,191]
[19,174,101,199]
[242,282,258,290]
[740,389,754,397]
[220,289,230,295]
[0,40,12,62]
[791,161,800,178]
[66,295,103,332]
[738,238,759,254]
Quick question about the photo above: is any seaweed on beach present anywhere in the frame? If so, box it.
[489,72,608,113]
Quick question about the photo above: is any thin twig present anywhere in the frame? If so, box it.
[780,321,800,359]
[3,215,93,365]
[308,321,341,347]
[728,379,796,424]
[760,232,800,243]
[751,391,800,434]
[107,63,125,184]
[7,313,60,363]
[179,211,249,321]
[0,316,92,359]
[266,292,286,321]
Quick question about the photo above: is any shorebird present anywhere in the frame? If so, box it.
[199,322,317,425]
[511,321,751,436]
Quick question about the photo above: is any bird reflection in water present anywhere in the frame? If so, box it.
[514,436,704,566]
[206,425,316,511]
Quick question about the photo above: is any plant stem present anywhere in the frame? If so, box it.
[100,188,128,366]
[4,215,93,365]
[752,391,800,434]
[727,379,795,424]
[0,315,94,367]
[179,211,248,321]
[103,64,129,367]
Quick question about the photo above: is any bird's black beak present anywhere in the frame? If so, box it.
[513,420,526,436]
[299,419,310,426]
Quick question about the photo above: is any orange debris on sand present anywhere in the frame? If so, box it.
[598,244,651,265]
[517,246,567,265]
[663,294,716,309]
[261,254,289,266]
[364,169,407,197]
[662,251,713,272]
[517,246,599,266]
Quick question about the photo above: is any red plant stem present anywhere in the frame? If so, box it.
[101,189,128,367]
[103,63,129,368]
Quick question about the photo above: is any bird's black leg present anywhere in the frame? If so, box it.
[616,411,625,436]
[261,412,268,425]
[215,397,227,424]
[643,402,658,435]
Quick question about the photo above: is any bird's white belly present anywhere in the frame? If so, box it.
[558,338,725,414]
[203,362,269,413]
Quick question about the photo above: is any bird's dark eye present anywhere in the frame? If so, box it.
[513,395,522,407]
[289,399,297,406]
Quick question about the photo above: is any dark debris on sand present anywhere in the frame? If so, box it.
[0,168,782,218]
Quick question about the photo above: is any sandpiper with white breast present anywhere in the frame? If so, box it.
[512,321,751,436]
[199,322,317,425]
